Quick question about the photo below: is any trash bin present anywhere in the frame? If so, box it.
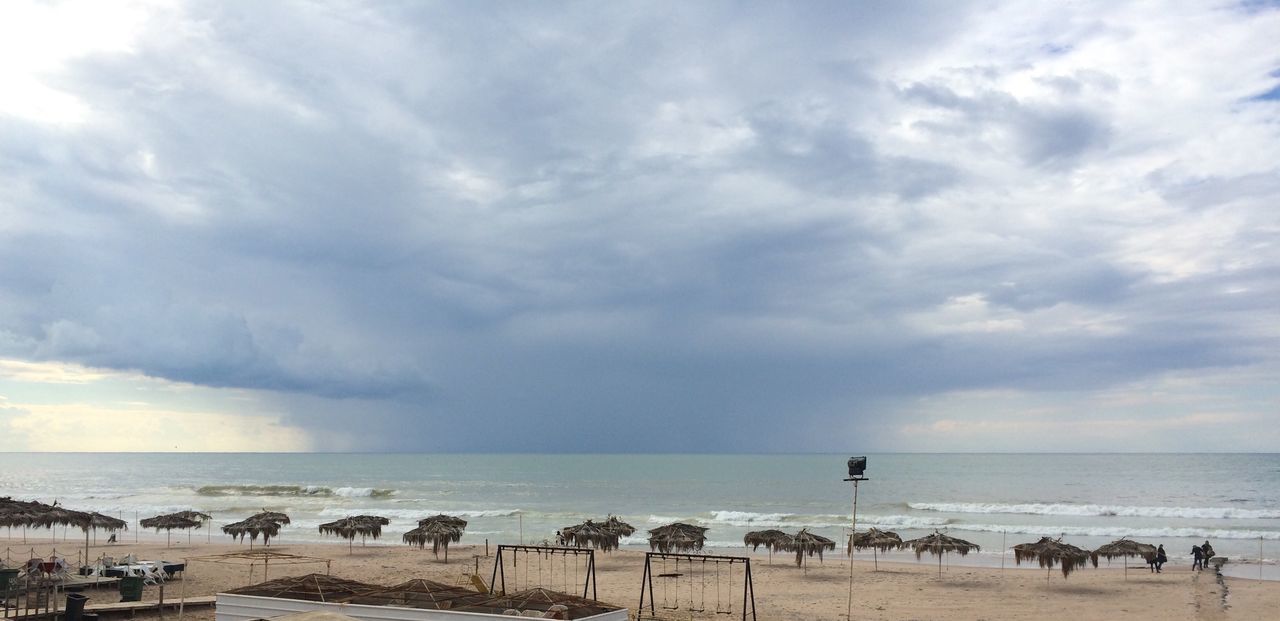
[118,576,144,602]
[65,592,90,621]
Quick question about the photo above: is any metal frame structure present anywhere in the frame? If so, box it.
[489,545,596,600]
[638,552,755,621]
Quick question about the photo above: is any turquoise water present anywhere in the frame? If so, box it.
[1,453,1277,575]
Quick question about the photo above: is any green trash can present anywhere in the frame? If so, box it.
[0,567,19,602]
[118,576,144,602]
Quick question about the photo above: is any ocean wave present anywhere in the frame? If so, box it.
[195,485,396,498]
[909,502,1280,520]
[645,512,947,530]
[317,507,520,519]
[938,523,1280,540]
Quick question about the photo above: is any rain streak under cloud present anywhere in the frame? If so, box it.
[1,1,1278,452]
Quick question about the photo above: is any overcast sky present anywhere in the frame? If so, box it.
[1,1,1278,452]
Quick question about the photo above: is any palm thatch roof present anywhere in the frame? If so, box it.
[88,512,128,532]
[403,520,464,561]
[251,510,292,525]
[848,528,902,553]
[743,529,793,552]
[224,573,377,602]
[647,522,708,554]
[902,530,981,560]
[344,579,491,610]
[1093,538,1157,563]
[319,516,390,542]
[223,516,283,545]
[417,514,467,528]
[141,514,202,532]
[602,515,635,537]
[562,519,621,552]
[791,529,836,567]
[1013,536,1096,579]
[455,587,624,619]
[172,510,212,524]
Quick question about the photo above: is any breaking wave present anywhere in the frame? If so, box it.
[940,523,1280,540]
[317,507,520,519]
[196,485,396,498]
[645,511,948,529]
[909,502,1280,520]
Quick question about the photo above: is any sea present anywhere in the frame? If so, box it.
[1,453,1277,580]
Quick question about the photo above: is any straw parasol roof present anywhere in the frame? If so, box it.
[172,510,213,523]
[647,522,708,554]
[848,528,903,571]
[1013,536,1096,580]
[225,573,377,602]
[791,529,836,568]
[901,530,981,577]
[319,515,390,552]
[744,529,792,552]
[223,516,283,547]
[252,510,292,525]
[417,514,467,529]
[602,515,635,537]
[403,520,464,562]
[89,512,128,532]
[1092,537,1157,580]
[141,514,200,547]
[562,519,621,552]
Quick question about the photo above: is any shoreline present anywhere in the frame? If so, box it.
[5,536,1279,620]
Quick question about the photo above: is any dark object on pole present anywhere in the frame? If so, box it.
[65,592,89,621]
[846,456,867,480]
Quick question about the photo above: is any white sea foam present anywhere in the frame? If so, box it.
[938,523,1280,540]
[317,507,520,519]
[909,502,1280,520]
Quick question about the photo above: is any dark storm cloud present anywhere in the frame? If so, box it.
[1,0,1278,451]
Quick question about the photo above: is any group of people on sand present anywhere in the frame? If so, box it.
[1192,540,1216,571]
[1147,540,1214,573]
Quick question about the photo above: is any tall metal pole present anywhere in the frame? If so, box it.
[846,479,858,620]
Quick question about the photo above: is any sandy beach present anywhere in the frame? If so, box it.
[5,536,1277,621]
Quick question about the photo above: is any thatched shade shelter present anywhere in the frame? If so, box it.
[344,578,492,610]
[1093,538,1157,580]
[223,516,283,548]
[902,530,981,577]
[224,573,377,602]
[791,529,836,569]
[319,515,390,553]
[848,528,902,571]
[562,520,621,552]
[647,522,708,554]
[744,529,792,564]
[1013,536,1096,581]
[417,514,467,529]
[602,515,635,537]
[455,587,624,619]
[403,520,464,562]
[141,514,202,547]
[252,510,292,525]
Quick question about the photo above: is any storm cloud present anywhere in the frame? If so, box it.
[1,1,1278,451]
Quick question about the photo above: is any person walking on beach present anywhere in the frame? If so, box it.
[1192,545,1204,570]
[1154,545,1167,573]
[1202,540,1215,565]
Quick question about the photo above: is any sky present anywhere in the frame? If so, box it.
[1,0,1278,453]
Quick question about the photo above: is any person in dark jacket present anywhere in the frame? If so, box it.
[1154,545,1167,572]
[1202,540,1215,564]
[1192,545,1204,570]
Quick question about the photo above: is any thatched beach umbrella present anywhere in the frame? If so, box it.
[902,530,981,577]
[418,514,467,529]
[848,528,903,571]
[647,522,708,554]
[319,515,390,553]
[222,516,283,548]
[744,529,793,564]
[1093,538,1157,580]
[1013,536,1095,581]
[0,498,49,542]
[252,510,292,525]
[603,515,635,537]
[562,519,620,552]
[141,514,201,548]
[403,520,464,562]
[791,529,836,569]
